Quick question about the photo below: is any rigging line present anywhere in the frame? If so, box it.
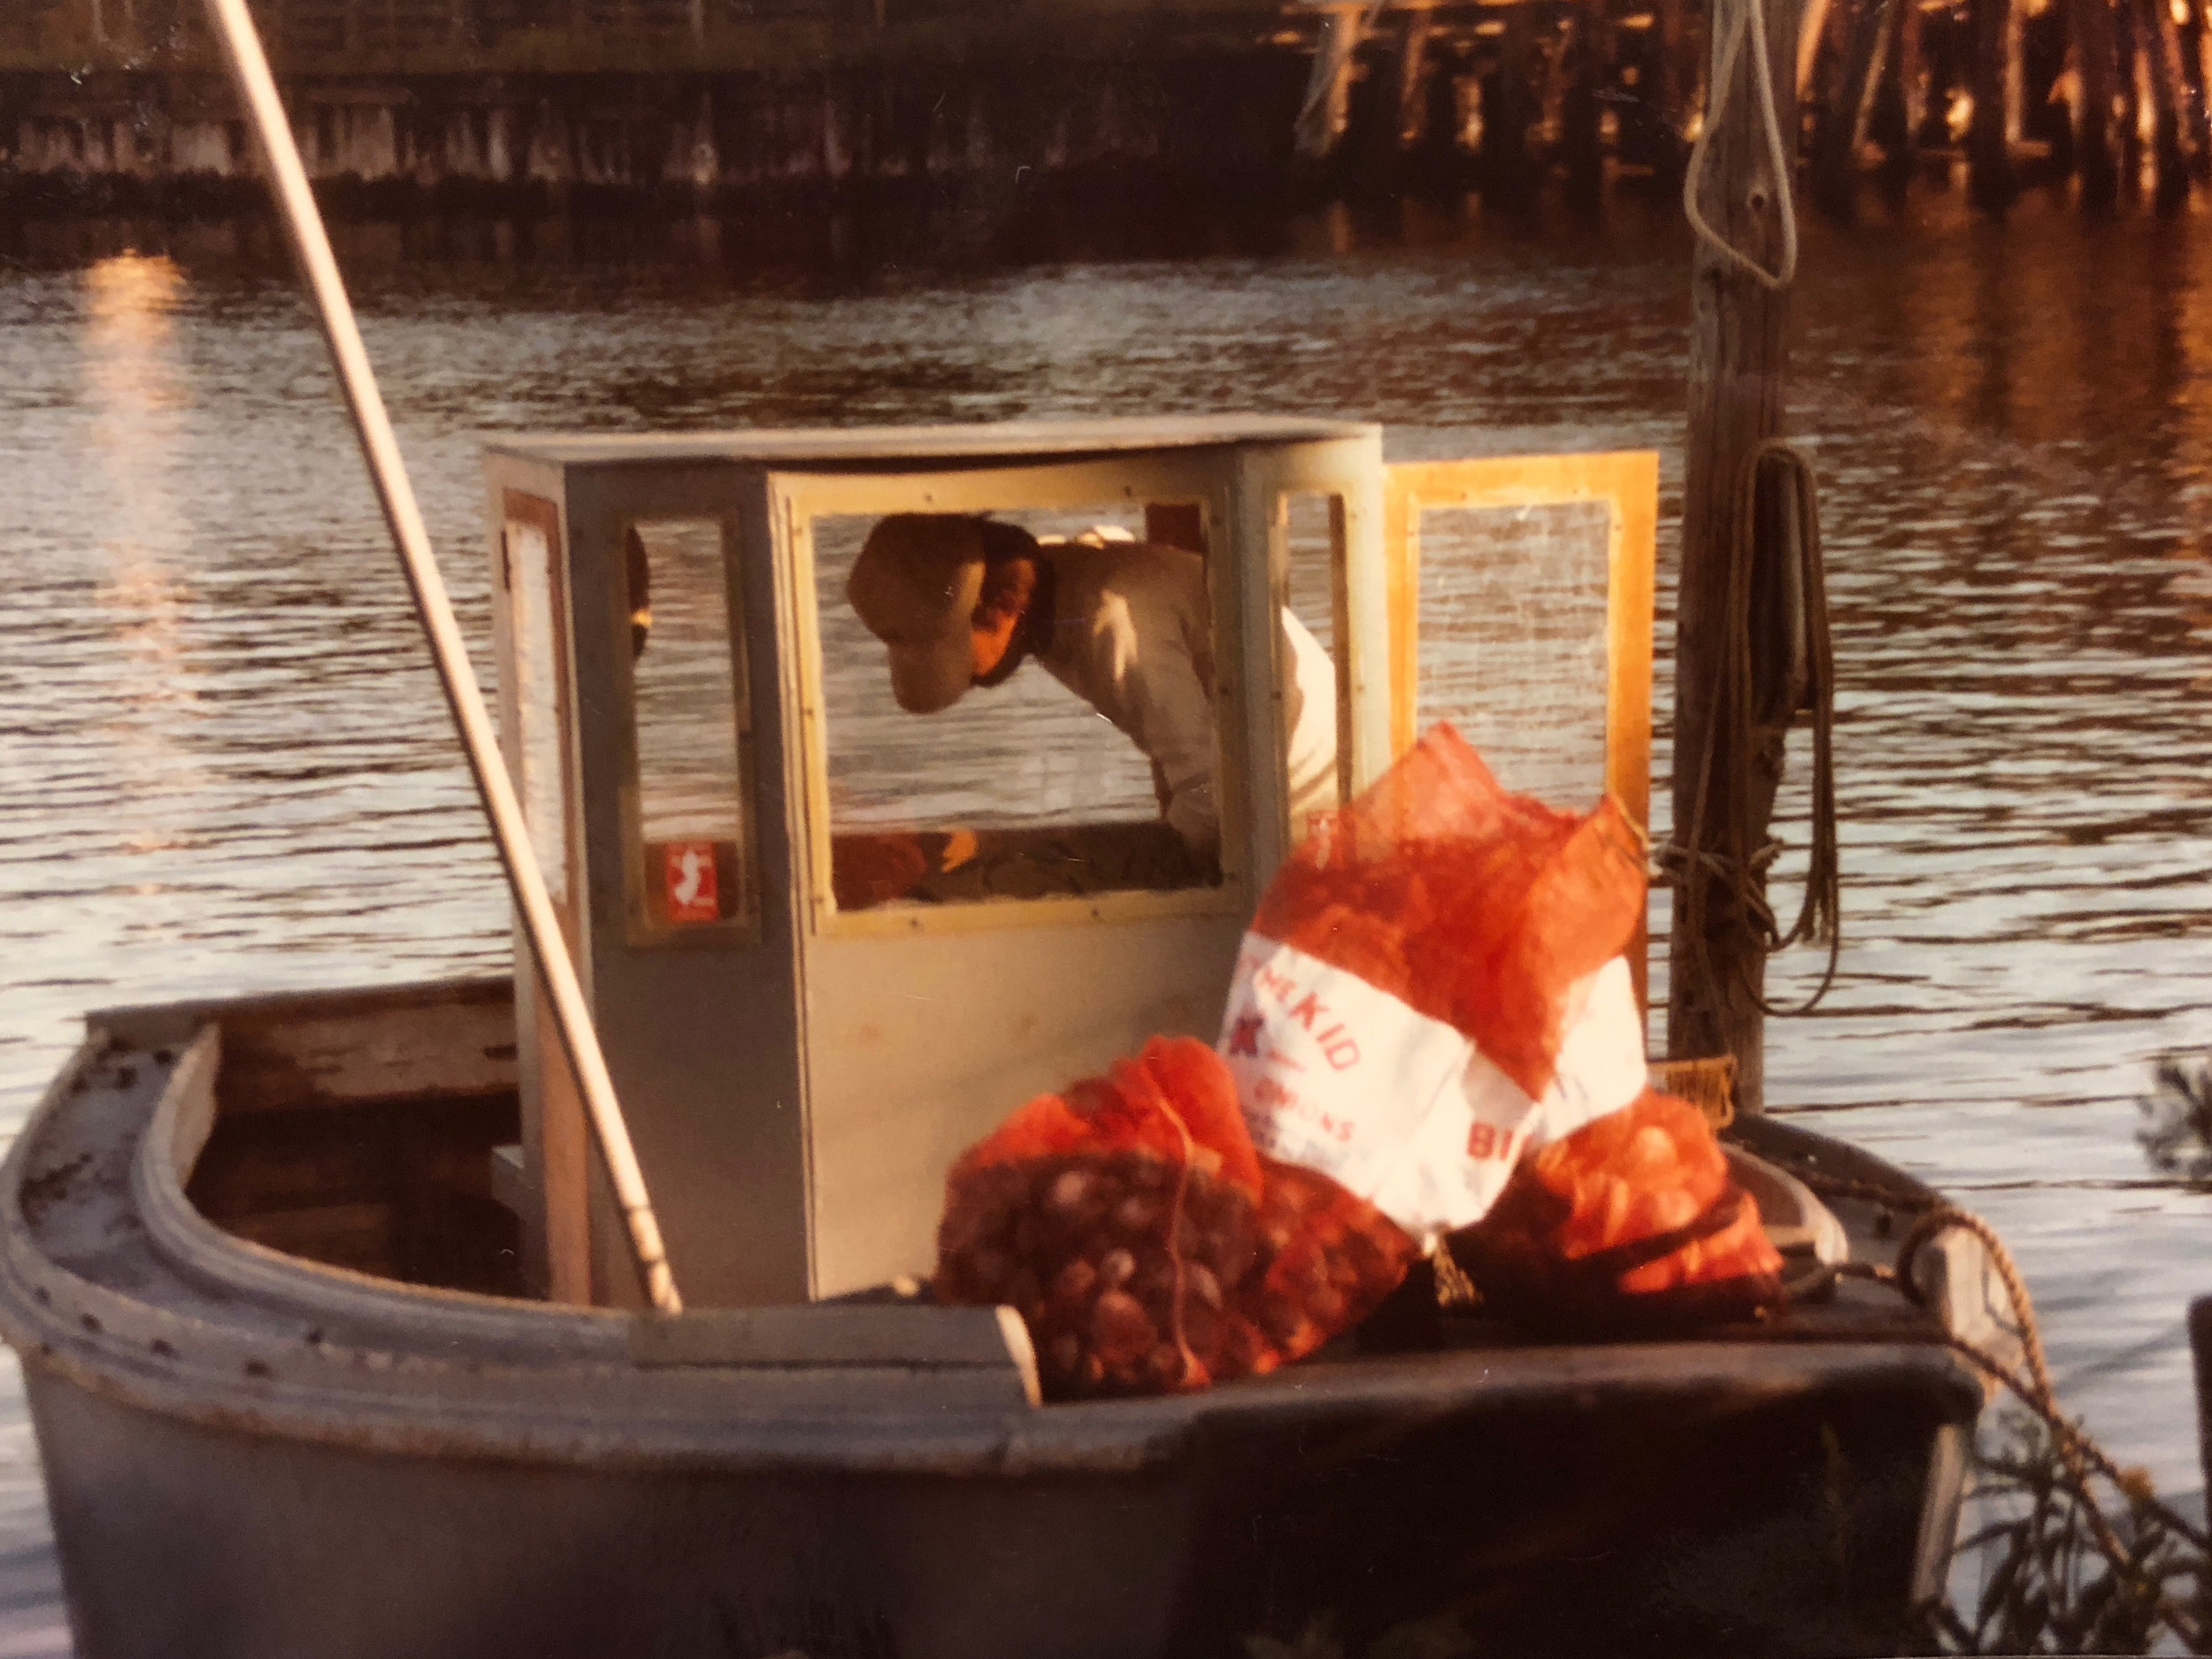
[1682,0,1801,290]
[1661,441,1839,1018]
[200,0,681,1314]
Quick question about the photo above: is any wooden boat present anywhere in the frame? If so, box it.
[5,973,1989,1659]
[1,9,2014,1655]
[0,417,2008,1659]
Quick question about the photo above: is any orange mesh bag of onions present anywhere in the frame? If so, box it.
[934,1037,1276,1400]
[1448,1088,1784,1335]
[1219,725,1774,1348]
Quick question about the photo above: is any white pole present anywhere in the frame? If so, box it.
[200,0,682,1315]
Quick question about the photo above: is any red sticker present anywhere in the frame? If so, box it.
[664,842,720,924]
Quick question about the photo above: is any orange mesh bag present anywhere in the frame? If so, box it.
[1235,1157,1420,1367]
[935,1037,1268,1400]
[1218,725,1693,1353]
[1448,1088,1785,1335]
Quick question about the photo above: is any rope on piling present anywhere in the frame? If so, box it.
[1655,440,1841,1018]
[1683,0,1800,288]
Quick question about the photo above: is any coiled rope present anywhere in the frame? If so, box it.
[1789,1164,2208,1639]
[1658,439,1842,1017]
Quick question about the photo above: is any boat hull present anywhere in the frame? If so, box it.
[25,1349,1968,1659]
[2,980,1984,1659]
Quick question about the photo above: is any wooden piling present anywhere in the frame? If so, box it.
[1563,0,1611,200]
[1851,0,1905,159]
[2070,0,2122,203]
[1294,4,1370,162]
[2140,0,2193,202]
[1394,7,1435,152]
[2005,0,2029,150]
[1669,0,1801,1113]
[2180,0,2212,176]
[1971,0,2017,205]
[1479,0,1539,197]
[1894,0,1925,163]
[2116,0,2145,183]
[1812,0,1885,210]
[1640,0,1692,177]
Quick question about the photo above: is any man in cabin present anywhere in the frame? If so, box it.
[846,513,1338,865]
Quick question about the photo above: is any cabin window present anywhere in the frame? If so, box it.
[1416,499,1613,805]
[502,494,573,914]
[1278,491,1351,836]
[621,518,756,934]
[806,504,1229,913]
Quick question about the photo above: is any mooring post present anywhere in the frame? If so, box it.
[1669,0,1801,1115]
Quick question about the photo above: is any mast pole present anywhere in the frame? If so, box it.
[200,0,683,1314]
[1669,0,1802,1113]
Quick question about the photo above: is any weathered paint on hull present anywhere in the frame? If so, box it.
[0,983,1985,1658]
[24,1354,1971,1659]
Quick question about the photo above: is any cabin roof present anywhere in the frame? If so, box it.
[481,415,1380,468]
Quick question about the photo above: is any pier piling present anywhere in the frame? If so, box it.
[1971,0,2016,207]
[1669,0,1801,1114]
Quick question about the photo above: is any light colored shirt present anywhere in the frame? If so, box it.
[1033,541,1338,856]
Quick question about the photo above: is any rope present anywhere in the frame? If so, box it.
[1779,1159,2212,1621]
[1682,0,1800,289]
[1156,1099,1202,1387]
[1661,439,1841,1018]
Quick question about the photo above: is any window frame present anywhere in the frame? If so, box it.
[611,511,764,949]
[774,457,1259,941]
[1382,450,1660,1002]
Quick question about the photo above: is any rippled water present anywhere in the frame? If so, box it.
[4,188,2212,1646]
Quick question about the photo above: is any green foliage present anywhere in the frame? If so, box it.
[2139,1053,2212,1187]
[1919,1409,2202,1655]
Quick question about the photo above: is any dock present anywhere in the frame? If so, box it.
[4,0,2202,226]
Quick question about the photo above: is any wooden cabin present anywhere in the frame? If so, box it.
[480,417,1656,1310]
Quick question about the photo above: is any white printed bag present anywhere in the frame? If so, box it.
[1219,941,1645,1246]
[1215,726,1652,1248]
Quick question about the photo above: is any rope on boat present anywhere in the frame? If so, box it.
[1786,1163,2209,1640]
[1683,0,1800,289]
[1656,440,1841,1017]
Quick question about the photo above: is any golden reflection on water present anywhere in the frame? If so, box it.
[81,253,203,852]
